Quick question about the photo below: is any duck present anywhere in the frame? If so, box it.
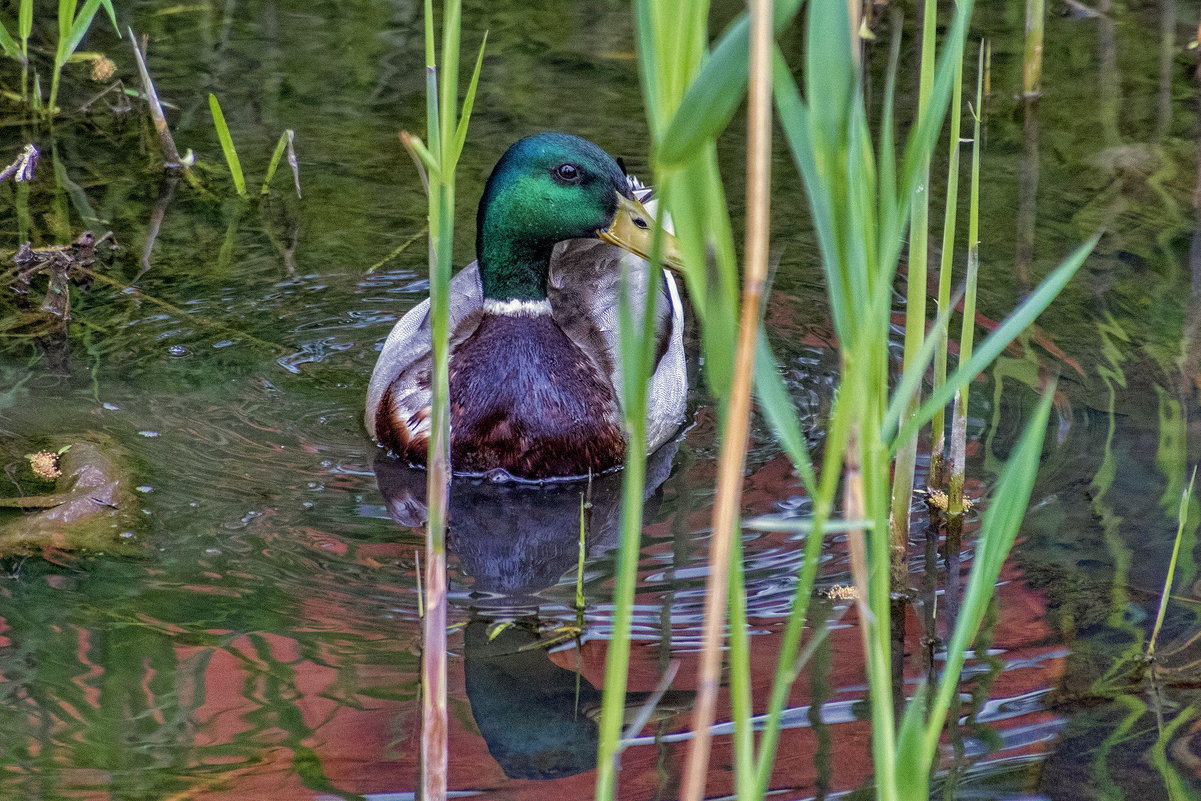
[365,132,687,482]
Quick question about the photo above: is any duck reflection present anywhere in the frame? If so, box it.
[373,441,690,780]
[463,616,691,780]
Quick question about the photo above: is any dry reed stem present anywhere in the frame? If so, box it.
[679,0,773,797]
[420,547,448,799]
[128,29,183,169]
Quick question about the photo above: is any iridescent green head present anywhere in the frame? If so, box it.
[476,133,632,301]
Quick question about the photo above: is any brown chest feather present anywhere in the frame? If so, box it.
[441,313,625,478]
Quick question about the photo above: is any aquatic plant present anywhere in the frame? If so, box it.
[42,0,117,114]
[208,94,247,197]
[208,94,300,199]
[590,1,1100,799]
[406,0,486,797]
[3,0,108,110]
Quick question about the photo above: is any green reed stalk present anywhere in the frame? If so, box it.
[1023,0,1044,96]
[948,47,984,519]
[598,1,751,798]
[890,0,939,589]
[406,2,484,798]
[930,53,965,484]
[19,0,30,100]
[1148,466,1197,659]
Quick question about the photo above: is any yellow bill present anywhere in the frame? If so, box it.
[597,193,686,273]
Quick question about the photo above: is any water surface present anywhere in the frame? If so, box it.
[2,1,1201,799]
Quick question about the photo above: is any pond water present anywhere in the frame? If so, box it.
[2,0,1201,799]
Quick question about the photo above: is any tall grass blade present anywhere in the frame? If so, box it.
[888,235,1098,450]
[754,335,816,493]
[949,50,985,516]
[1148,466,1197,659]
[897,1,975,203]
[905,379,1057,783]
[416,0,478,796]
[890,0,940,587]
[208,94,247,197]
[931,50,966,479]
[0,21,18,60]
[450,33,487,166]
[678,0,774,796]
[595,191,669,800]
[656,0,803,166]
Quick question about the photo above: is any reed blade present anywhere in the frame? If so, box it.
[208,94,247,197]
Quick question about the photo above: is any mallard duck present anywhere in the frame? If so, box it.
[365,132,686,481]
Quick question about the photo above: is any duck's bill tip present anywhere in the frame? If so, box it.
[597,193,686,273]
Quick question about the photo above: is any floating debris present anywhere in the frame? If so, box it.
[0,144,39,184]
[9,230,119,321]
[821,584,859,601]
[26,451,62,480]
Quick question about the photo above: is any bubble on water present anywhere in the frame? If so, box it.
[167,345,189,357]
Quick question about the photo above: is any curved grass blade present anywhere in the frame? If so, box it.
[754,333,816,493]
[887,235,1098,450]
[656,0,803,166]
[261,130,301,197]
[450,32,487,166]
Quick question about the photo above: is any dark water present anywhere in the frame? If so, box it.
[2,0,1201,799]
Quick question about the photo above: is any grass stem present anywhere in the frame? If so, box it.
[1023,0,1045,96]
[1148,466,1197,659]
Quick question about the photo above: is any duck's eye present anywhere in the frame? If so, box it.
[553,163,581,184]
